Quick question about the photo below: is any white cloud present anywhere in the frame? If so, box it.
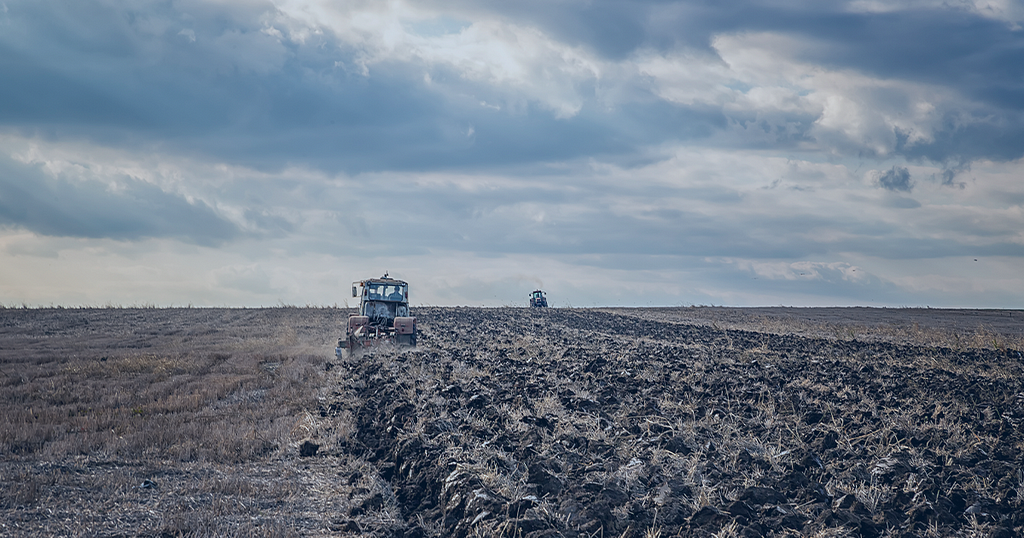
[634,31,970,157]
[634,48,737,107]
[766,40,943,154]
[270,0,601,117]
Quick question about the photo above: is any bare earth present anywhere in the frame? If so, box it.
[1,306,1022,537]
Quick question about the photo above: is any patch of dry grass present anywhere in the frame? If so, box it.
[0,307,357,536]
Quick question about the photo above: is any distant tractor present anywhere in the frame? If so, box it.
[529,289,548,308]
[336,274,416,356]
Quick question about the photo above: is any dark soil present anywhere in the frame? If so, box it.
[326,307,1024,537]
[2,306,1022,537]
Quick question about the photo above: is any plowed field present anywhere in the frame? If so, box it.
[2,307,1022,537]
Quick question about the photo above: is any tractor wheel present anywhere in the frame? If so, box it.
[397,332,416,347]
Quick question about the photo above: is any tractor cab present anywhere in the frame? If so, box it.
[354,277,410,324]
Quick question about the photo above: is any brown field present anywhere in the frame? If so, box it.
[1,306,1022,537]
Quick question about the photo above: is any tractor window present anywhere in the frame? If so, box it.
[366,283,385,299]
[365,282,406,301]
[385,284,406,301]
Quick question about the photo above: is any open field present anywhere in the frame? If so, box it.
[2,306,1022,537]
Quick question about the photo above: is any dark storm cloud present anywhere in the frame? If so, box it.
[0,156,240,245]
[463,0,1023,97]
[902,117,1024,165]
[786,9,1024,162]
[475,1,1024,163]
[791,10,1024,101]
[4,0,1022,174]
[878,166,912,192]
[0,1,680,174]
[0,44,147,128]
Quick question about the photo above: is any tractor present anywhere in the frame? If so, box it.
[529,289,548,308]
[336,274,416,357]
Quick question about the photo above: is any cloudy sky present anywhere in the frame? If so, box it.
[2,0,1023,308]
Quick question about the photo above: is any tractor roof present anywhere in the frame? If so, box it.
[356,277,408,286]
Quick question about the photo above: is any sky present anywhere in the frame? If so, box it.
[1,0,1023,308]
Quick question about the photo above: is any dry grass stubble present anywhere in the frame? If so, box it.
[0,307,364,536]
